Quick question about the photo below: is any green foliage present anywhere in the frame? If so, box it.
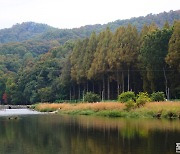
[165,21,180,98]
[84,92,101,103]
[118,91,136,103]
[162,111,178,118]
[0,17,180,104]
[140,27,173,92]
[88,27,112,79]
[119,92,151,110]
[38,87,53,102]
[151,92,165,101]
[166,21,180,71]
[125,100,136,111]
[78,110,96,115]
[136,92,151,107]
[95,110,128,117]
[0,11,179,44]
[0,22,53,43]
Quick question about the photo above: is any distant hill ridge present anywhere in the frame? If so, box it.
[0,10,180,45]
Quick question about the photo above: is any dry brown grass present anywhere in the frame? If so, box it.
[141,101,180,111]
[33,101,180,118]
[34,101,180,117]
[35,102,125,112]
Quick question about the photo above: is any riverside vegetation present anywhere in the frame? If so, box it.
[32,91,180,119]
[32,101,180,119]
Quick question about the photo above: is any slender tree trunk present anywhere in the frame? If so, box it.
[122,71,124,92]
[116,70,120,96]
[103,75,105,100]
[118,84,120,95]
[132,70,135,92]
[107,75,110,100]
[92,81,95,93]
[87,81,89,92]
[120,84,121,94]
[78,84,81,100]
[82,90,85,102]
[128,67,130,91]
[168,88,170,100]
[84,83,86,93]
[70,86,72,101]
[102,90,104,102]
[163,67,168,99]
[73,84,75,99]
[99,82,101,96]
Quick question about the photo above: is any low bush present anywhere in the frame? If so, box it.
[84,92,101,103]
[125,100,136,111]
[118,91,135,103]
[162,110,178,118]
[151,92,165,102]
[136,92,151,107]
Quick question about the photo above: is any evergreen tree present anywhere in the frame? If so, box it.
[166,21,180,71]
[88,27,112,100]
[166,21,180,98]
[140,28,173,96]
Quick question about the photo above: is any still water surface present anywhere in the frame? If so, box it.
[0,109,180,154]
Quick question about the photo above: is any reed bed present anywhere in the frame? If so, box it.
[33,102,125,112]
[33,101,180,118]
[144,102,180,110]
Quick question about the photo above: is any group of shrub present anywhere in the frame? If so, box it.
[118,91,165,110]
[84,92,101,103]
[83,91,165,112]
[83,91,165,106]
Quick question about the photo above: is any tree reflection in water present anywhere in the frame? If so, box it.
[0,115,180,154]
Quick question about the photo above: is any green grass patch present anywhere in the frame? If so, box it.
[79,110,96,115]
[59,109,96,115]
[161,110,179,119]
[95,110,128,118]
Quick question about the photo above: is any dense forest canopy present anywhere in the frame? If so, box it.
[0,10,180,45]
[0,10,179,104]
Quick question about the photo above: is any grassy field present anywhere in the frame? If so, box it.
[32,101,180,119]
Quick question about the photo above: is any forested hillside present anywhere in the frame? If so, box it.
[0,10,179,104]
[0,10,180,45]
[0,10,179,60]
[0,20,179,104]
[0,22,55,44]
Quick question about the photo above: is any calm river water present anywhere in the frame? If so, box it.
[0,109,180,154]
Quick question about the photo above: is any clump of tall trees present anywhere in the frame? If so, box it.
[0,21,179,104]
[67,21,179,101]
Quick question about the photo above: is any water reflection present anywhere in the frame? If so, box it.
[0,109,41,116]
[0,114,179,154]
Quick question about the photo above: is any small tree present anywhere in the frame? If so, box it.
[84,92,100,103]
[118,91,135,103]
[151,92,165,102]
[125,100,136,111]
[136,92,151,107]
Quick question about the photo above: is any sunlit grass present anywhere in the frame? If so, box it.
[34,102,125,112]
[33,101,180,118]
[137,102,180,118]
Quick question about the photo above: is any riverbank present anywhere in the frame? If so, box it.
[32,101,180,119]
[0,105,30,109]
